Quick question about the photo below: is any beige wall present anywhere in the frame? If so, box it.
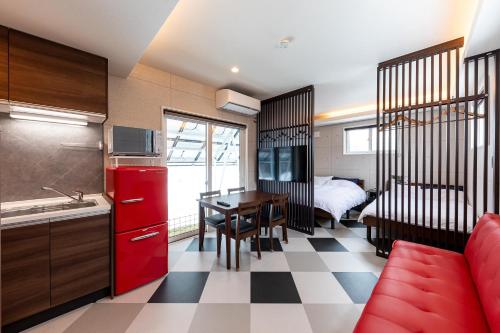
[314,119,377,189]
[105,63,257,190]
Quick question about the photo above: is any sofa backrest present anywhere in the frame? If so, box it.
[464,213,500,332]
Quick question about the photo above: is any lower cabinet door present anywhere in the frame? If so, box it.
[50,214,110,306]
[2,223,50,325]
[115,223,168,295]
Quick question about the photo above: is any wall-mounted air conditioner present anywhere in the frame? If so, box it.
[215,89,260,116]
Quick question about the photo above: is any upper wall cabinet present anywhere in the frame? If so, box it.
[9,30,108,114]
[0,26,7,101]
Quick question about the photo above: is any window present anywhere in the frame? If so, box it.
[344,125,395,154]
[165,113,244,241]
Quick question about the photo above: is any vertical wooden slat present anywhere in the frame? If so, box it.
[483,56,489,214]
[382,67,387,252]
[422,57,427,232]
[430,55,435,244]
[376,67,381,254]
[395,65,399,238]
[454,48,460,246]
[437,52,443,246]
[388,66,393,242]
[445,50,451,248]
[415,59,420,239]
[408,61,413,242]
[463,61,469,245]
[473,59,479,227]
[400,62,405,241]
[495,50,500,214]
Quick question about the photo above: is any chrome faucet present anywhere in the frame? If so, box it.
[41,187,84,202]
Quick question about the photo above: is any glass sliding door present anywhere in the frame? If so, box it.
[166,116,207,240]
[212,125,241,194]
[165,114,244,242]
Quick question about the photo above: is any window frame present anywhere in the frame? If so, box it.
[343,124,395,155]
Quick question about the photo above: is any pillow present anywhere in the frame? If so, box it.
[314,176,332,186]
[332,176,361,186]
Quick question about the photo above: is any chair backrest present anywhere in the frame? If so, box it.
[228,187,245,195]
[200,190,221,200]
[236,200,261,233]
[270,194,288,221]
[464,213,500,332]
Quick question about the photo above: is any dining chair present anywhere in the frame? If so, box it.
[200,190,231,229]
[227,186,245,195]
[264,194,289,251]
[217,200,262,269]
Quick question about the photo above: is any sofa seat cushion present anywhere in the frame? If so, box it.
[464,213,500,332]
[355,240,489,333]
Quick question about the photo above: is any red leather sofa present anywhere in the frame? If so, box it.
[354,213,500,333]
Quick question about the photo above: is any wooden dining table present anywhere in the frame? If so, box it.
[198,190,278,269]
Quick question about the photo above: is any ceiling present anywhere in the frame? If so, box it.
[140,0,479,116]
[0,0,496,121]
[0,0,179,76]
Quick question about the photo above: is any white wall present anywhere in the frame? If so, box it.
[314,119,378,189]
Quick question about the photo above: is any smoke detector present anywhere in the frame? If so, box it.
[277,37,293,48]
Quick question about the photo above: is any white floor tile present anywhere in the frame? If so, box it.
[281,238,316,252]
[307,227,334,238]
[99,277,165,303]
[292,272,352,304]
[24,305,91,333]
[200,272,250,303]
[250,252,290,271]
[326,227,362,238]
[126,304,197,333]
[319,252,383,272]
[304,304,362,333]
[336,237,376,252]
[171,252,217,271]
[169,237,194,252]
[250,304,313,333]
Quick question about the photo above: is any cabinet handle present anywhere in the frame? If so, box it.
[121,198,144,204]
[130,232,160,242]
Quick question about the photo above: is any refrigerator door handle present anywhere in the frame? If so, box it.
[130,231,160,242]
[121,198,144,204]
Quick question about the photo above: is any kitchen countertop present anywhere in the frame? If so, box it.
[0,194,111,229]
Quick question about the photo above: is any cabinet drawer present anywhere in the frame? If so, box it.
[50,214,110,306]
[2,223,50,325]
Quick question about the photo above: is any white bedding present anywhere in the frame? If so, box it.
[314,179,367,222]
[358,185,476,233]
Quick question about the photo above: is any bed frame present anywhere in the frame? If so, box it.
[314,179,365,229]
[363,215,467,251]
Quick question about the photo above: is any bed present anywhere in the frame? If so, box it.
[358,184,476,246]
[314,177,367,229]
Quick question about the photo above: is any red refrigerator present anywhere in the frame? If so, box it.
[106,166,168,295]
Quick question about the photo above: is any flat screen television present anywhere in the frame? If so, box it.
[278,146,307,182]
[258,148,276,181]
[258,146,307,182]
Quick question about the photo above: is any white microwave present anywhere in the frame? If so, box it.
[108,126,162,156]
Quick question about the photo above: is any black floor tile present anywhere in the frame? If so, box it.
[251,237,283,251]
[251,272,301,303]
[307,238,348,252]
[340,219,365,228]
[186,237,217,251]
[148,272,209,303]
[333,272,378,304]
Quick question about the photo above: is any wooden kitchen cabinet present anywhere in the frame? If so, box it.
[0,26,7,100]
[8,30,108,114]
[1,223,50,325]
[50,214,110,306]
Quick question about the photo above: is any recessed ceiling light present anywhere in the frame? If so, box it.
[277,37,293,48]
[231,66,239,73]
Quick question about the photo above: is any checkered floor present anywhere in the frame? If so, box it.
[25,217,386,333]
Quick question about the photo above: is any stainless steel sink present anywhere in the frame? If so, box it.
[1,200,98,219]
